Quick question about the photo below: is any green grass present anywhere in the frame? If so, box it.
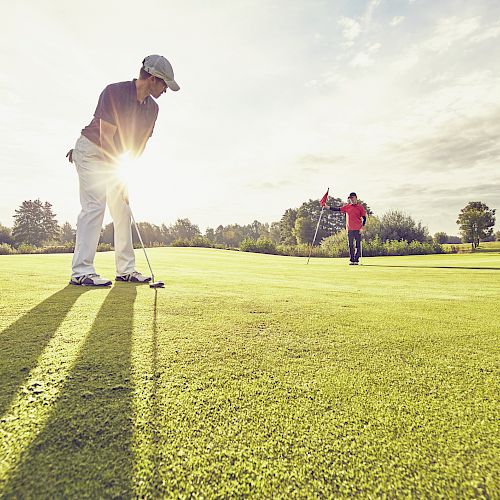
[0,249,499,497]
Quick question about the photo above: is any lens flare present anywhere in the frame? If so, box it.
[117,152,135,185]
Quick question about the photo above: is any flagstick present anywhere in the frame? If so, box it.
[307,206,325,265]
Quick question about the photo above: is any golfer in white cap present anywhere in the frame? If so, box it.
[66,55,179,286]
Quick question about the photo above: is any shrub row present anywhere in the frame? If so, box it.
[1,235,457,258]
[170,236,226,249]
[240,238,327,257]
[239,235,454,258]
[0,242,112,255]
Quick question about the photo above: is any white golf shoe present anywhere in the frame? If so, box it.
[115,271,152,283]
[70,274,112,286]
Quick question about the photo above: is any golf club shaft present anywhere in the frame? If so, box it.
[128,204,155,282]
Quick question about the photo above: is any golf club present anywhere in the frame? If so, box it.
[127,203,165,289]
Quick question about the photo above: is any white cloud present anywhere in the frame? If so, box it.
[393,16,483,72]
[350,52,375,68]
[338,16,361,41]
[424,16,481,53]
[393,46,420,71]
[390,16,405,27]
[363,0,382,27]
[304,69,344,89]
[470,22,500,43]
[368,42,381,53]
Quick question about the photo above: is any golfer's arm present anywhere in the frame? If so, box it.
[99,119,119,163]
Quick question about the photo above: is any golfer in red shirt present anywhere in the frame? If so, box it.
[325,192,366,265]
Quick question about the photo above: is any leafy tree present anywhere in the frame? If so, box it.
[247,220,261,240]
[222,224,244,247]
[41,201,60,242]
[0,223,14,245]
[205,227,215,242]
[433,232,448,244]
[279,208,298,245]
[132,222,163,246]
[269,221,281,243]
[495,230,500,242]
[161,224,172,245]
[380,210,429,243]
[203,221,271,247]
[457,202,496,249]
[293,216,315,244]
[169,218,201,241]
[361,215,381,242]
[214,225,225,245]
[60,222,76,243]
[12,199,52,246]
[100,223,114,245]
[298,198,344,243]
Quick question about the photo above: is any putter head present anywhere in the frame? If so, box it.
[150,280,165,289]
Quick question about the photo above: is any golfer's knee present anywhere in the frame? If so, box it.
[80,201,105,219]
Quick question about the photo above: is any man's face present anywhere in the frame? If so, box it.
[349,196,357,204]
[150,76,168,99]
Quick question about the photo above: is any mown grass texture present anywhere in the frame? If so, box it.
[0,248,498,497]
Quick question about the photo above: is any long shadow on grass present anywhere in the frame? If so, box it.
[150,289,163,493]
[0,285,93,417]
[363,264,500,271]
[4,284,138,498]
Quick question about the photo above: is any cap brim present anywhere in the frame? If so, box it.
[165,79,180,91]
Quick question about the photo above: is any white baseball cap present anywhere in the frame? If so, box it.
[142,54,180,91]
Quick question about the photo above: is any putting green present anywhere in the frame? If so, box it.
[0,249,498,497]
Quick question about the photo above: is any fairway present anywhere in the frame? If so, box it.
[0,248,499,497]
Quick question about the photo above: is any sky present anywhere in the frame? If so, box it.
[1,0,499,236]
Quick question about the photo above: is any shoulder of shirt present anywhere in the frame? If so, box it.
[144,96,159,113]
[103,81,135,92]
[148,97,159,110]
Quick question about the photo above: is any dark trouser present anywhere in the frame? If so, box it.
[348,230,362,262]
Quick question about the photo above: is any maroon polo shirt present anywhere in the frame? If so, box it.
[81,80,159,156]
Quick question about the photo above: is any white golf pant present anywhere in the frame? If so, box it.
[71,135,135,278]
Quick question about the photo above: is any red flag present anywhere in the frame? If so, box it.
[319,188,329,207]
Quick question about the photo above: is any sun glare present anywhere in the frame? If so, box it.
[117,152,136,186]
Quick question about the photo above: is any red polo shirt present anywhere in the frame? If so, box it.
[340,203,366,230]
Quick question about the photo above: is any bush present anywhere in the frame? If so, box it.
[385,239,408,255]
[97,243,113,252]
[320,230,349,257]
[240,237,277,254]
[240,238,257,252]
[16,243,37,254]
[171,238,192,247]
[442,245,459,254]
[275,243,326,258]
[0,243,16,255]
[39,242,75,254]
[433,232,448,244]
[189,236,215,248]
[362,236,387,257]
[321,234,445,257]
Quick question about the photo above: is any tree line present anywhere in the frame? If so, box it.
[0,197,497,253]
